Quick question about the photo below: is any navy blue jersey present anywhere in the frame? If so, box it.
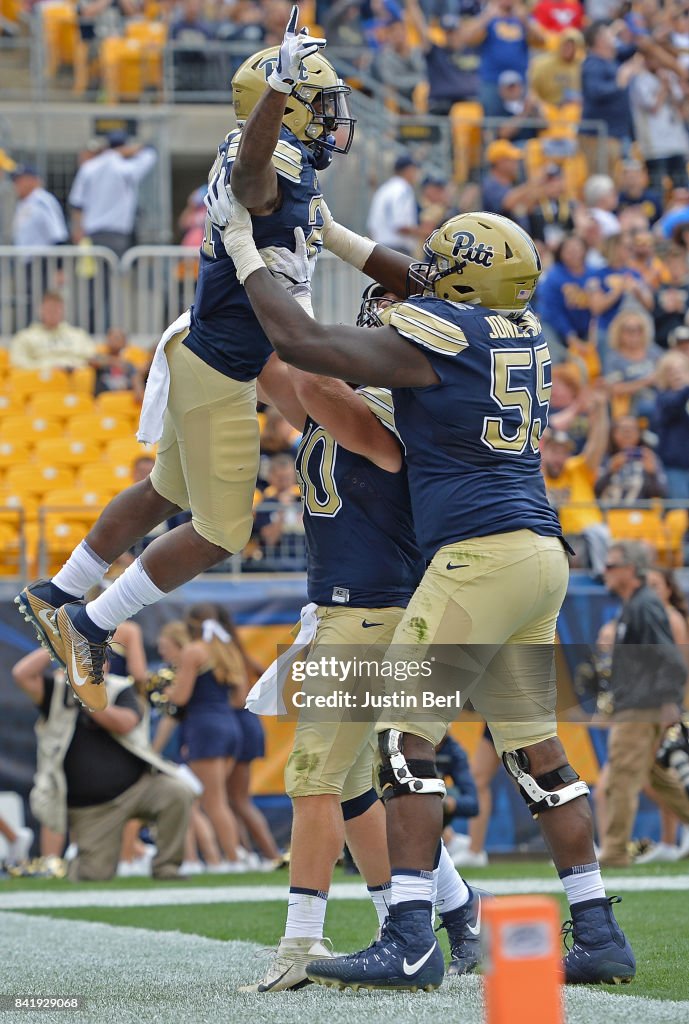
[295,387,424,608]
[184,126,323,381]
[389,298,562,560]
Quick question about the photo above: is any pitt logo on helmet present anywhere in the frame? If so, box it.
[258,56,310,85]
[450,230,495,269]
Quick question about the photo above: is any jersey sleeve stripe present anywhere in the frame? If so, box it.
[390,305,469,356]
[356,387,401,439]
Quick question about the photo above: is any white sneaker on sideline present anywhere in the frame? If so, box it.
[207,859,247,874]
[445,832,471,861]
[677,826,689,859]
[634,842,681,864]
[451,848,489,868]
[239,937,333,992]
[6,826,33,864]
[180,860,204,876]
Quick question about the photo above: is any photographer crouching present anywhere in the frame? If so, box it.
[12,648,194,881]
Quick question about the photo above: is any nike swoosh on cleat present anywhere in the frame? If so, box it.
[69,642,90,689]
[361,621,385,628]
[466,897,482,937]
[446,562,470,570]
[37,607,58,634]
[258,969,292,992]
[402,943,437,976]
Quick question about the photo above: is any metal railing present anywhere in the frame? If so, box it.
[0,246,369,342]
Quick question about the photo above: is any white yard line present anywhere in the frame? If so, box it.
[1,912,685,1024]
[2,874,689,911]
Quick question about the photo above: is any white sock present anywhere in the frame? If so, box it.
[53,541,110,598]
[284,887,328,939]
[559,862,606,906]
[367,882,391,927]
[85,557,165,631]
[436,843,470,915]
[390,869,434,906]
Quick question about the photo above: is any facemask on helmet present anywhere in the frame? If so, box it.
[356,283,399,328]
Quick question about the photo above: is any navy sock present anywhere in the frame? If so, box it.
[48,582,77,607]
[72,604,111,643]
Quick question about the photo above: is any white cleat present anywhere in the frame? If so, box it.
[239,937,333,992]
[451,848,488,868]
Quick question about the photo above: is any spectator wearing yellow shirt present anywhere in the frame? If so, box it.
[541,385,610,573]
[9,291,96,371]
[529,28,583,107]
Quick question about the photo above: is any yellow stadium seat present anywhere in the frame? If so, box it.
[8,368,71,399]
[39,517,87,576]
[605,507,667,551]
[0,392,27,418]
[69,366,96,393]
[27,392,95,423]
[101,37,147,102]
[67,413,136,445]
[0,520,24,577]
[76,464,126,494]
[413,80,429,114]
[42,487,110,532]
[0,490,38,525]
[0,415,61,447]
[450,102,484,183]
[106,437,155,466]
[33,437,103,469]
[664,509,688,565]
[125,20,166,90]
[95,390,140,419]
[5,464,76,501]
[0,348,9,371]
[0,438,31,472]
[122,344,150,369]
[41,0,79,79]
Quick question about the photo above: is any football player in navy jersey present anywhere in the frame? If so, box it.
[240,303,487,991]
[211,199,636,991]
[15,7,403,715]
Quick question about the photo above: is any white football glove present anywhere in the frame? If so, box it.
[260,227,315,303]
[268,4,326,95]
[204,155,234,229]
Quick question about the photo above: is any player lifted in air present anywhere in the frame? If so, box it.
[239,294,487,990]
[205,191,637,991]
[15,7,400,713]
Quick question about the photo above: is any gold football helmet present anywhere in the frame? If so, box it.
[232,47,355,155]
[408,212,542,312]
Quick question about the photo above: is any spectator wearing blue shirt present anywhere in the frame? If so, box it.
[435,734,479,831]
[480,138,541,231]
[588,233,653,359]
[580,21,639,175]
[406,0,480,115]
[653,344,689,498]
[459,0,547,116]
[604,308,663,419]
[537,234,596,363]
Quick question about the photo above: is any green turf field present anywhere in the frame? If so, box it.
[3,861,689,1010]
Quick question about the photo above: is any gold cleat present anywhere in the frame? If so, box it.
[15,580,66,665]
[55,603,111,712]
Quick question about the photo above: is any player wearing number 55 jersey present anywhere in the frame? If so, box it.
[243,343,481,992]
[216,206,636,991]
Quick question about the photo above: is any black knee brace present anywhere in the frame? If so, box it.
[502,748,589,817]
[378,729,446,802]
